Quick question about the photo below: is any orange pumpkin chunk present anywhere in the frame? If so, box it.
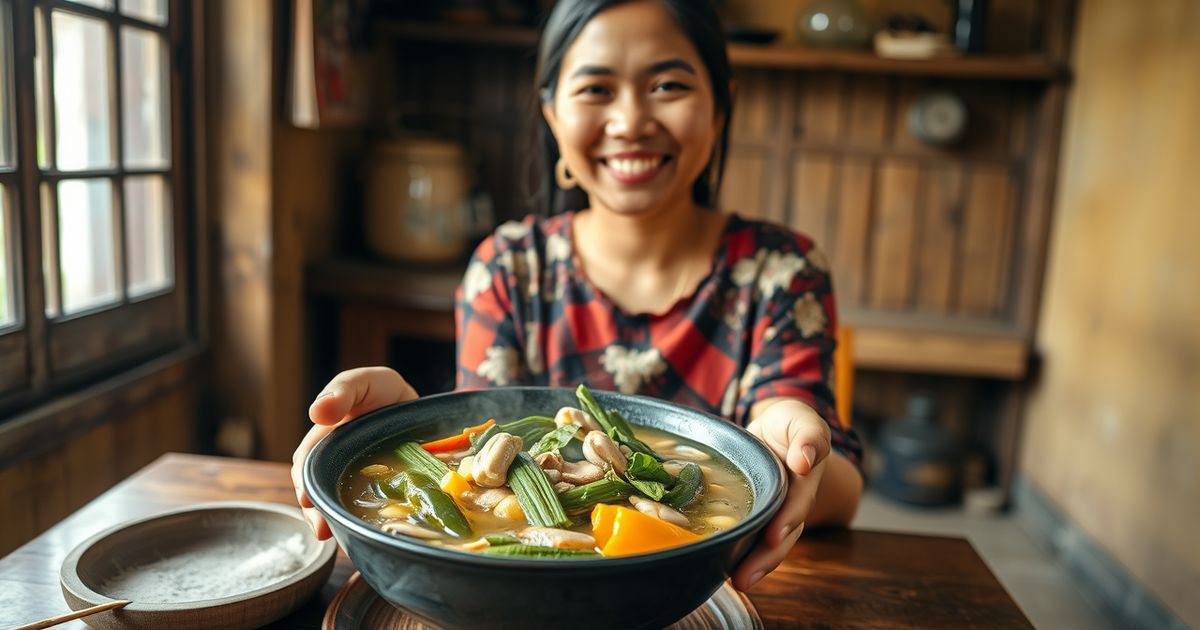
[590,504,701,556]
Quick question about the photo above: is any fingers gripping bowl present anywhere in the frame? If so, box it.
[303,387,785,630]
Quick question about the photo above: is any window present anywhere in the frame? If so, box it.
[0,0,193,414]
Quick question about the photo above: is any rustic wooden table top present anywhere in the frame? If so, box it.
[0,453,1031,629]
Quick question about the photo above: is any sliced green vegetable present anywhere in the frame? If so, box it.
[468,423,503,454]
[608,410,660,459]
[529,424,580,457]
[662,462,704,509]
[507,452,570,528]
[479,544,600,558]
[625,452,673,485]
[575,385,659,459]
[557,471,636,514]
[629,478,666,501]
[394,442,451,481]
[381,471,473,538]
[499,416,556,446]
[575,384,614,432]
[484,535,520,546]
[559,439,586,462]
[470,417,554,455]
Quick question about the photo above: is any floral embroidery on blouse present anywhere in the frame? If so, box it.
[601,345,668,394]
[794,293,827,338]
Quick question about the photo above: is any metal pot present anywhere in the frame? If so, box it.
[876,395,964,506]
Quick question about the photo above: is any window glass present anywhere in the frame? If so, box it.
[0,185,13,327]
[34,7,50,168]
[120,0,166,25]
[66,0,113,10]
[52,11,114,171]
[121,27,169,168]
[57,178,118,315]
[124,175,172,297]
[0,0,13,168]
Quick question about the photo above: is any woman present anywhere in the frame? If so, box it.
[293,0,863,592]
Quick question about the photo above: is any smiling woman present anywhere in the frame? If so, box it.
[297,0,864,596]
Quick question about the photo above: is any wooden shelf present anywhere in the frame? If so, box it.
[308,258,1030,380]
[375,21,1066,82]
[841,310,1030,379]
[850,323,1028,380]
[728,46,1065,81]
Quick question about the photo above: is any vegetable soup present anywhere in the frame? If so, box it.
[338,386,753,558]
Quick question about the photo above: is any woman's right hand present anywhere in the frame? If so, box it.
[291,367,419,539]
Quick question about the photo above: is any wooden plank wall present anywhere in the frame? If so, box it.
[0,384,197,557]
[721,69,1033,326]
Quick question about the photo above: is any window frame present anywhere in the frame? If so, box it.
[0,0,200,424]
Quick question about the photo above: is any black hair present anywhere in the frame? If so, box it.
[530,0,733,216]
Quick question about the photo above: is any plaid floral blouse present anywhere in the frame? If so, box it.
[455,211,862,467]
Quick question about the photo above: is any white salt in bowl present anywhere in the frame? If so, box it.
[60,501,337,630]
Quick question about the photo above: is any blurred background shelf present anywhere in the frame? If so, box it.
[375,20,1066,81]
[728,46,1065,80]
[374,20,539,48]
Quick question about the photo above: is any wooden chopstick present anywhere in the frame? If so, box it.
[11,600,131,630]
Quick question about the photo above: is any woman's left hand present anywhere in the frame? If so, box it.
[733,398,832,592]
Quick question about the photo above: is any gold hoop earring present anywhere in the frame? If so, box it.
[555,157,577,190]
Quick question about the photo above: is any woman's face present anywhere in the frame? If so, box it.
[543,1,722,217]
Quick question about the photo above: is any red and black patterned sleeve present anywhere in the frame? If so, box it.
[733,232,863,470]
[455,234,529,389]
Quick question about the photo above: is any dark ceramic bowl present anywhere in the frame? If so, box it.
[304,387,785,630]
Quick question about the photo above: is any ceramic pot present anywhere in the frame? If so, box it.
[364,137,471,264]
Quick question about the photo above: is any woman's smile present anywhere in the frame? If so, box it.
[599,152,674,185]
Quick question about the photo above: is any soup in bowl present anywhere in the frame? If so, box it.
[304,386,785,630]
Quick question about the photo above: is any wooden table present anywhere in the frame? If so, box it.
[0,453,1032,629]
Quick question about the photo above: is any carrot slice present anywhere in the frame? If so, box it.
[421,419,496,453]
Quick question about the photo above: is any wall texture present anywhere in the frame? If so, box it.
[1020,0,1200,625]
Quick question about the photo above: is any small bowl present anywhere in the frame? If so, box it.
[304,387,786,630]
[60,501,338,630]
